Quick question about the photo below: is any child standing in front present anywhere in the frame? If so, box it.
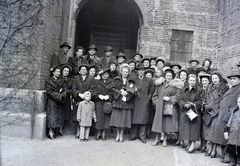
[77,91,97,142]
[224,94,240,166]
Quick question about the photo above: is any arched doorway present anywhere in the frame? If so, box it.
[74,0,142,59]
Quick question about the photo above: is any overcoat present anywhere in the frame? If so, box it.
[109,76,135,128]
[226,108,240,146]
[203,81,229,141]
[109,70,119,79]
[177,85,204,141]
[72,75,96,121]
[152,79,182,133]
[212,83,240,145]
[132,76,155,124]
[77,100,96,127]
[45,77,67,128]
[62,76,74,121]
[67,56,85,75]
[99,56,117,69]
[83,54,101,68]
[92,77,113,129]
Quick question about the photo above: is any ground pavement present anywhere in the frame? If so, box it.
[1,134,227,166]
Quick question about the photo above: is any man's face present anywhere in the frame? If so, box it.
[118,57,125,64]
[80,67,88,76]
[188,76,196,87]
[134,55,141,62]
[138,69,145,77]
[143,61,150,68]
[129,62,135,71]
[62,46,69,54]
[190,62,198,68]
[88,49,96,56]
[110,64,116,71]
[201,78,210,87]
[76,49,83,58]
[105,51,112,57]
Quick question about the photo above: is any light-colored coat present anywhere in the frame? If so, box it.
[77,100,96,127]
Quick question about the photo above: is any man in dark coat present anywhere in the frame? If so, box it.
[51,42,71,68]
[129,63,155,143]
[72,64,97,138]
[67,46,85,75]
[99,46,117,70]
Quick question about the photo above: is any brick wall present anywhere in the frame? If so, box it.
[217,0,240,77]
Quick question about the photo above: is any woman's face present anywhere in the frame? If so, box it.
[143,61,150,68]
[151,60,156,66]
[89,68,96,77]
[101,72,109,80]
[172,66,180,74]
[129,63,135,71]
[76,49,83,58]
[53,69,61,78]
[201,78,210,87]
[88,49,96,56]
[157,61,164,69]
[165,73,173,82]
[180,72,187,82]
[203,60,210,68]
[229,77,240,87]
[121,68,129,78]
[134,55,141,62]
[188,76,196,87]
[105,51,112,57]
[212,74,220,85]
[145,73,153,78]
[62,68,70,77]
[118,57,125,64]
[110,64,116,71]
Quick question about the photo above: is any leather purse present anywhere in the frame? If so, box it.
[163,104,173,115]
[202,112,212,126]
[103,102,112,114]
[186,108,198,121]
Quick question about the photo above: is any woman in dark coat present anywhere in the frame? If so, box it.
[152,69,184,147]
[45,66,67,139]
[92,68,113,141]
[211,71,240,161]
[60,64,74,131]
[67,46,85,75]
[72,64,97,138]
[203,72,229,157]
[110,64,135,142]
[177,74,204,153]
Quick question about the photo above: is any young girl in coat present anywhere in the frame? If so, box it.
[77,91,97,142]
[224,95,240,166]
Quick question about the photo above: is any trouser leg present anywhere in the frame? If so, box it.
[80,126,85,140]
[139,124,147,140]
[85,127,90,139]
[131,124,138,139]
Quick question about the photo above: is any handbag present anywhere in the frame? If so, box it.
[103,102,112,114]
[186,108,198,121]
[202,112,212,126]
[163,104,173,115]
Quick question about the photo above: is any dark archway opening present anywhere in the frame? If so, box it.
[75,0,141,59]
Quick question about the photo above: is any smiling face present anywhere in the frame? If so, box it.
[180,72,187,82]
[101,72,109,80]
[79,66,88,76]
[121,67,129,78]
[188,76,197,87]
[117,57,125,64]
[201,77,210,88]
[53,69,61,78]
[172,66,180,74]
[165,72,173,82]
[62,67,70,77]
[89,68,96,77]
[134,55,141,62]
[212,74,220,85]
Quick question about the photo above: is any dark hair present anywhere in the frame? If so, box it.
[74,46,85,57]
[202,59,212,69]
[211,71,227,83]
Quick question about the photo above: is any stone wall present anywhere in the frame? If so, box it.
[217,0,240,77]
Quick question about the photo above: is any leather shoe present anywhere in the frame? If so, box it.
[128,137,137,141]
[102,136,106,141]
[139,138,146,144]
[96,135,101,140]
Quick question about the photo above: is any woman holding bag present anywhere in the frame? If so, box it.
[152,69,184,147]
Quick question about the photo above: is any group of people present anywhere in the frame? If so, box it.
[46,42,240,166]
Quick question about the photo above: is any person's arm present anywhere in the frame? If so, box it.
[77,102,82,121]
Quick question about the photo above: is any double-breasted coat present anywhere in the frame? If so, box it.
[132,76,154,125]
[109,76,135,128]
[92,77,113,129]
[72,75,96,121]
[177,85,204,141]
[61,76,74,121]
[77,100,96,127]
[211,83,240,145]
[45,77,67,128]
[203,81,229,141]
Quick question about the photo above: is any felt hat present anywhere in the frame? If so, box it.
[88,44,98,51]
[164,68,174,77]
[199,73,211,80]
[116,52,126,59]
[109,59,118,65]
[104,46,113,52]
[78,64,89,71]
[120,63,130,71]
[227,70,240,79]
[133,52,143,59]
[100,68,110,75]
[141,57,151,63]
[170,62,182,69]
[136,63,145,70]
[60,63,73,72]
[127,59,137,65]
[60,42,71,49]
[145,69,155,76]
[156,57,166,64]
[74,46,85,54]
[189,59,200,64]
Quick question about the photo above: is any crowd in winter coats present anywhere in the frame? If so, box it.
[46,42,240,166]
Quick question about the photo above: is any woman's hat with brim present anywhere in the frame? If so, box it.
[127,59,137,65]
[145,69,155,76]
[156,57,166,64]
[87,44,98,51]
[50,65,61,72]
[133,52,143,59]
[164,68,175,77]
[104,46,113,52]
[116,52,126,59]
[227,70,240,79]
[199,73,211,80]
[136,63,146,70]
[178,68,189,75]
[74,46,85,54]
[141,57,151,63]
[109,59,118,65]
[170,62,182,69]
[99,68,110,75]
[120,63,130,71]
[60,63,73,72]
[60,42,71,49]
[189,59,200,64]
[89,65,98,70]
[79,64,89,71]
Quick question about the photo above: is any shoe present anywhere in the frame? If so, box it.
[200,148,206,153]
[116,137,120,142]
[162,140,167,147]
[140,138,146,144]
[146,134,151,139]
[220,159,230,163]
[205,152,211,156]
[195,146,202,151]
[128,137,137,141]
[210,152,216,158]
[102,136,106,141]
[187,149,195,153]
[180,143,185,148]
[58,132,63,136]
[80,139,84,142]
[175,140,180,146]
[47,134,54,140]
[96,135,101,140]
[185,146,190,151]
[84,139,88,142]
[75,135,79,139]
[228,162,237,166]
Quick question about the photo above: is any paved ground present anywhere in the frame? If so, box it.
[1,134,227,166]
